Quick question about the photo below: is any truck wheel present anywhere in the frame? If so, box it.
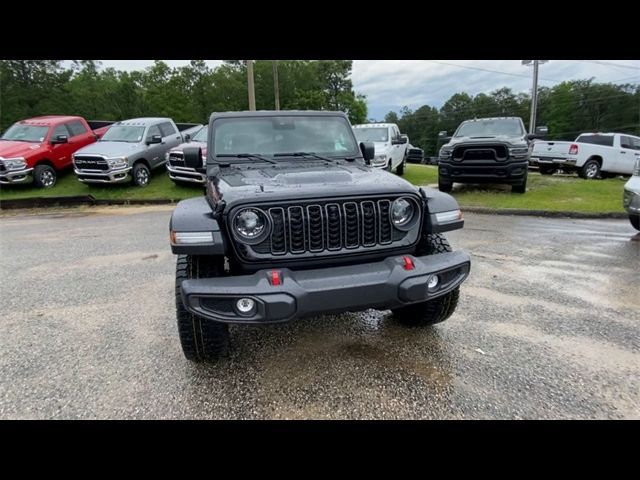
[438,177,453,192]
[132,163,151,187]
[175,254,230,362]
[391,234,459,326]
[512,180,527,193]
[630,214,640,231]
[33,165,57,188]
[396,158,406,176]
[579,159,601,179]
[539,166,556,175]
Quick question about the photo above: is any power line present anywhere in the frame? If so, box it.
[582,61,640,71]
[427,61,563,83]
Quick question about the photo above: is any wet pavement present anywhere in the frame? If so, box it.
[0,205,639,419]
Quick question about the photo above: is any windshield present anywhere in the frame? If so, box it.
[192,126,208,142]
[1,124,49,143]
[212,116,359,158]
[455,119,524,137]
[100,125,146,143]
[354,127,389,143]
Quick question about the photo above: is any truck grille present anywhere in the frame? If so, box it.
[168,152,185,167]
[453,145,508,161]
[235,197,413,260]
[74,155,109,170]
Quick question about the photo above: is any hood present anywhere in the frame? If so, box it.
[169,140,207,154]
[0,140,45,159]
[445,135,527,147]
[208,160,419,209]
[74,141,143,157]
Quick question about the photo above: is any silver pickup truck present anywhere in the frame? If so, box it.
[72,117,202,186]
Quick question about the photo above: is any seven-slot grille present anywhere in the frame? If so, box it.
[74,155,109,170]
[239,198,411,257]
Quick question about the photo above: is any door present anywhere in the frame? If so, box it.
[159,121,182,149]
[617,135,637,174]
[145,124,165,168]
[66,120,94,167]
[49,124,76,169]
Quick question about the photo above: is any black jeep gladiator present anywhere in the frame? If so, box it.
[438,117,537,194]
[169,111,471,361]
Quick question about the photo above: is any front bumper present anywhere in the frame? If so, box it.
[439,160,528,184]
[166,163,206,184]
[180,250,471,324]
[0,167,34,185]
[75,167,132,184]
[623,186,640,214]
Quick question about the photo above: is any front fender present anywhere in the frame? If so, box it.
[419,187,464,233]
[169,197,228,255]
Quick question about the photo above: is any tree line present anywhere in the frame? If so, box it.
[0,60,368,131]
[384,81,640,155]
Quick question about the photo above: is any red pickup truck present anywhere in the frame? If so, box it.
[0,115,113,188]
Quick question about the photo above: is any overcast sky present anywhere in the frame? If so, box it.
[94,60,640,120]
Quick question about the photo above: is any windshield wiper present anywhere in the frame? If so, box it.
[216,153,277,164]
[273,152,342,164]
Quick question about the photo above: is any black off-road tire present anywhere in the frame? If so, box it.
[391,234,460,327]
[176,254,230,362]
[579,158,601,179]
[438,176,453,192]
[512,179,527,194]
[630,214,640,231]
[33,164,57,188]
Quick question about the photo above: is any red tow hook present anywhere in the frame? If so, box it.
[402,256,415,271]
[269,270,281,286]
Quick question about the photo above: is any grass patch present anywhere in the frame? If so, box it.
[0,168,201,202]
[0,163,627,214]
[404,164,626,213]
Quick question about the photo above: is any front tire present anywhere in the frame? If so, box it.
[132,162,151,187]
[438,176,453,192]
[33,164,57,188]
[396,158,406,176]
[630,214,640,231]
[391,234,460,327]
[176,255,230,362]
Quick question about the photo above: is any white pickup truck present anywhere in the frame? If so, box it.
[530,132,640,179]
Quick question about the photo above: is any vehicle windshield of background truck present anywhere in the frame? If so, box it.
[213,116,359,157]
[455,118,524,137]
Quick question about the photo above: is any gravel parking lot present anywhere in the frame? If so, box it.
[0,206,638,419]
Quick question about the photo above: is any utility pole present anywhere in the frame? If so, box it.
[273,60,280,110]
[523,60,548,134]
[247,60,256,111]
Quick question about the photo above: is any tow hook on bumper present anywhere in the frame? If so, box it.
[180,251,471,324]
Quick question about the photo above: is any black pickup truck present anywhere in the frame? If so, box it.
[437,117,541,193]
[168,110,471,361]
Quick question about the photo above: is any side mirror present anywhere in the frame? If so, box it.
[526,133,537,141]
[392,135,408,145]
[51,134,68,144]
[184,134,191,142]
[183,146,203,169]
[438,130,448,138]
[359,141,375,164]
[535,126,549,136]
[147,134,162,145]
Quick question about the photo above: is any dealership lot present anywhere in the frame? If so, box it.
[0,206,638,419]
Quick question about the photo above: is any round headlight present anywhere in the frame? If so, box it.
[391,198,415,229]
[233,208,269,242]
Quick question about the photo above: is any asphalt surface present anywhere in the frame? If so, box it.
[1,206,638,419]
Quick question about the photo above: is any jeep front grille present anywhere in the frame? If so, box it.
[234,197,413,260]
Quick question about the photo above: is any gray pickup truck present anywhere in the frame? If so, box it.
[72,117,202,186]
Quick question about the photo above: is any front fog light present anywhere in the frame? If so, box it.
[427,275,439,290]
[236,298,256,315]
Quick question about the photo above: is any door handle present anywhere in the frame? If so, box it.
[620,151,626,154]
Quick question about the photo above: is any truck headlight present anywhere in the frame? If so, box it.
[373,154,387,165]
[107,157,128,168]
[391,197,416,230]
[634,158,640,176]
[2,158,27,170]
[439,147,452,159]
[509,147,529,155]
[232,208,270,243]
